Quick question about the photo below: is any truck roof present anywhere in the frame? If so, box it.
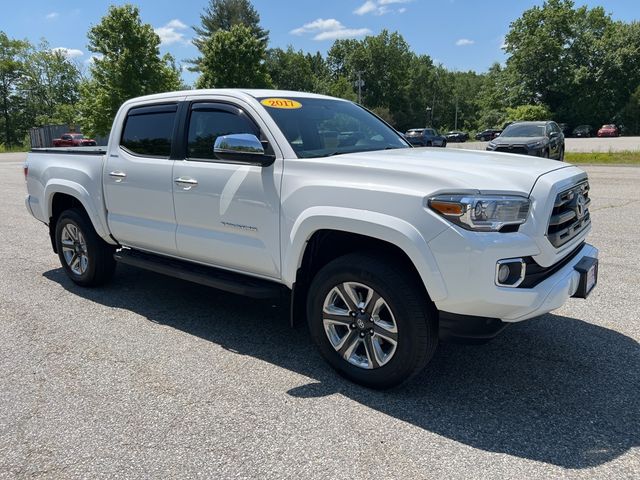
[120,89,344,106]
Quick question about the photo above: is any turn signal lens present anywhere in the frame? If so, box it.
[429,200,464,216]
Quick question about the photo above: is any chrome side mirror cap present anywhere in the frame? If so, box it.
[213,134,274,166]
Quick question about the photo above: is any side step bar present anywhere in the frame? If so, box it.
[114,249,286,299]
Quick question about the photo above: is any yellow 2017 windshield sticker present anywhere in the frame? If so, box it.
[260,98,302,109]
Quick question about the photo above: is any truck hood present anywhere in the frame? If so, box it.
[492,136,547,145]
[332,147,572,195]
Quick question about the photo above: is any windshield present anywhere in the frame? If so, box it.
[258,97,409,158]
[501,123,546,137]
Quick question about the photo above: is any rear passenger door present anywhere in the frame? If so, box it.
[104,102,180,256]
[171,99,282,278]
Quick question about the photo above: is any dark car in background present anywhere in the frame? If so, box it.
[52,133,98,147]
[597,124,620,137]
[486,121,565,160]
[572,124,594,137]
[557,123,572,137]
[475,128,502,141]
[445,131,469,142]
[404,128,447,147]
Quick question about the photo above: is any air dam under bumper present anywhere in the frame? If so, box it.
[430,235,598,322]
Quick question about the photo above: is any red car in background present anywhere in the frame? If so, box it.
[52,133,97,147]
[597,124,620,137]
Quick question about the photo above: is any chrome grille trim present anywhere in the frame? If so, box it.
[547,181,591,248]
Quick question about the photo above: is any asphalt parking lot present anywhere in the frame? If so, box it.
[0,152,638,478]
[448,135,640,152]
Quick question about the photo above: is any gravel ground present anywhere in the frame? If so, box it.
[0,153,638,479]
[447,135,640,152]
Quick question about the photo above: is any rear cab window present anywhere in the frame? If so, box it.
[120,104,178,157]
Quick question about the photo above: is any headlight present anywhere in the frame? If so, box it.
[428,194,531,231]
[527,141,543,148]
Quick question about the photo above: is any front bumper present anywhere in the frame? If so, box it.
[428,222,598,322]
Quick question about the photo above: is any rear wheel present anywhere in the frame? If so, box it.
[55,208,116,287]
[307,253,438,389]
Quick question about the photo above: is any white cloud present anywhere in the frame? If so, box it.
[290,18,371,41]
[155,19,190,46]
[51,47,84,59]
[354,1,377,15]
[46,12,59,20]
[314,28,372,41]
[455,38,475,46]
[354,0,412,15]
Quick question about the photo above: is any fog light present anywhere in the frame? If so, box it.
[495,258,526,287]
[497,264,510,283]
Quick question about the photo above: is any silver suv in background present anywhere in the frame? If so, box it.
[486,121,565,160]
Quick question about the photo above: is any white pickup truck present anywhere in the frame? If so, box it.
[24,89,598,388]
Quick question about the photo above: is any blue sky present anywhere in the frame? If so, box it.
[3,0,638,86]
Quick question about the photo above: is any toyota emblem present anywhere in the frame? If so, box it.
[575,194,586,219]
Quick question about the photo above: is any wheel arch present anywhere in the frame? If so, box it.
[46,183,114,252]
[285,208,448,325]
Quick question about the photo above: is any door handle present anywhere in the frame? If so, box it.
[109,171,127,182]
[174,177,198,189]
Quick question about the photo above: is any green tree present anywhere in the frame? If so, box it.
[265,47,315,92]
[0,32,29,147]
[20,42,82,128]
[79,4,182,136]
[327,31,415,129]
[191,0,268,71]
[505,104,552,122]
[503,0,640,127]
[196,24,271,89]
[620,85,640,135]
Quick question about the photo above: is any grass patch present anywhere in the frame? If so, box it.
[0,144,28,153]
[565,151,640,164]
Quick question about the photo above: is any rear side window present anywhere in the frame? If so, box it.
[120,104,177,157]
[187,104,259,160]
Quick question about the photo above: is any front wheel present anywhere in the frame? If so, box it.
[307,253,438,389]
[55,208,116,287]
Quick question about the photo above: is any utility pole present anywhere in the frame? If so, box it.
[454,99,459,130]
[355,71,364,104]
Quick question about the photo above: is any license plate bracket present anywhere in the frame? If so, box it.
[573,256,598,299]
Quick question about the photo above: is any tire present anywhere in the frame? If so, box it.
[559,147,565,161]
[306,253,438,389]
[426,141,432,147]
[55,208,116,287]
[442,140,447,148]
[543,149,550,159]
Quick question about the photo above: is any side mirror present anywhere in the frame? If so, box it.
[549,131,559,138]
[214,133,274,166]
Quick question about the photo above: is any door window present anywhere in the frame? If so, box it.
[120,104,177,157]
[187,104,259,161]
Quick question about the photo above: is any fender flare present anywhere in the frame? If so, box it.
[44,180,114,243]
[283,206,448,302]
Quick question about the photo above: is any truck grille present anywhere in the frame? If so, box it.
[495,146,527,155]
[547,181,591,248]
